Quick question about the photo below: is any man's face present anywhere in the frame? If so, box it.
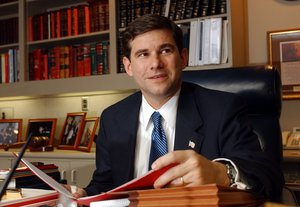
[123,29,187,107]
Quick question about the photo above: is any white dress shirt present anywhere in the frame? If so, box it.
[134,90,180,178]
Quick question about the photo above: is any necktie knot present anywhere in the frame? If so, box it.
[151,111,162,128]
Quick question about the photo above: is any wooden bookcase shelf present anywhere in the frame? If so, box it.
[0,0,248,99]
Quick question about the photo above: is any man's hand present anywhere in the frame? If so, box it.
[151,150,230,188]
[63,185,87,198]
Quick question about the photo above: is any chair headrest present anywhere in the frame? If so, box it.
[182,66,282,116]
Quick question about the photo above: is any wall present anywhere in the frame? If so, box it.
[247,0,300,131]
[0,91,133,145]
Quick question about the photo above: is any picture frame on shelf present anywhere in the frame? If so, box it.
[0,119,22,146]
[57,112,86,150]
[25,119,57,146]
[76,117,99,152]
[267,28,300,99]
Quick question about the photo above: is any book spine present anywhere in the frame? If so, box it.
[28,16,33,41]
[82,44,91,76]
[64,46,70,78]
[51,11,56,39]
[119,0,127,28]
[76,45,84,76]
[96,42,103,75]
[59,46,65,78]
[84,5,90,33]
[90,43,97,75]
[67,8,72,36]
[40,15,44,40]
[71,7,78,36]
[102,41,110,74]
[56,10,61,38]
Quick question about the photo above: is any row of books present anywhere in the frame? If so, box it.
[28,0,109,41]
[0,17,18,46]
[119,0,227,28]
[28,41,109,81]
[188,17,228,66]
[0,48,19,84]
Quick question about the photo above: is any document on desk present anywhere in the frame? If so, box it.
[15,153,176,206]
[0,188,58,207]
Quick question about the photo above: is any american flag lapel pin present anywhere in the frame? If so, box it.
[188,140,195,149]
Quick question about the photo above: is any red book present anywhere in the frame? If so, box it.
[17,155,176,207]
[33,49,42,80]
[50,47,60,79]
[68,45,73,77]
[82,44,91,76]
[28,52,35,80]
[28,16,33,41]
[64,46,70,78]
[51,11,56,39]
[71,7,78,36]
[5,53,9,83]
[42,51,49,80]
[56,10,61,38]
[84,5,90,33]
[67,8,72,36]
[59,46,65,78]
[40,15,44,40]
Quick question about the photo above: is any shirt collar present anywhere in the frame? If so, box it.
[139,89,180,130]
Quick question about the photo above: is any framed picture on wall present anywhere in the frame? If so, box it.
[57,112,86,150]
[76,117,99,152]
[25,119,57,146]
[0,119,22,146]
[267,28,300,99]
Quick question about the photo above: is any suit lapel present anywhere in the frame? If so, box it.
[113,92,142,181]
[174,84,204,152]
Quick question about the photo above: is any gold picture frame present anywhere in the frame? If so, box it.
[57,112,86,150]
[0,119,22,146]
[76,117,99,152]
[267,28,300,99]
[25,118,57,146]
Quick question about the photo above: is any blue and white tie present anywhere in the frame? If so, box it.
[148,111,168,170]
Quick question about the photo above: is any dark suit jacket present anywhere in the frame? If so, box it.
[85,82,284,201]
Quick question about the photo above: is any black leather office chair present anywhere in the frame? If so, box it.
[182,65,298,205]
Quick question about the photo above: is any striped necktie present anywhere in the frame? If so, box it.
[148,111,168,170]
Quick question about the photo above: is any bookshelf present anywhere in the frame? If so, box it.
[0,0,247,99]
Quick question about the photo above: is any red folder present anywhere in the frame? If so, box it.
[14,153,176,206]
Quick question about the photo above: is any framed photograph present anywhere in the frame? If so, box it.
[76,117,99,152]
[267,28,300,99]
[25,119,57,146]
[0,119,22,146]
[57,112,86,150]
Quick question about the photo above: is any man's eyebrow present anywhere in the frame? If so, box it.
[160,43,176,50]
[134,49,148,55]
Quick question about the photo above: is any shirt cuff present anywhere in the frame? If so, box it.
[213,158,249,190]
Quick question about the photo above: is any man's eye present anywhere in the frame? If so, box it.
[161,48,172,54]
[137,53,147,58]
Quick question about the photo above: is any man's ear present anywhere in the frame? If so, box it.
[122,56,133,76]
[180,48,188,69]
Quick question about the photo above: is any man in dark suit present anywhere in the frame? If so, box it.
[73,14,284,201]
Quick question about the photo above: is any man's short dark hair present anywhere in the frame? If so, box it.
[121,14,184,59]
